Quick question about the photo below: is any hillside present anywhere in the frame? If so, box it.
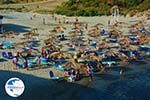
[54,0,150,16]
[0,0,66,14]
[0,0,45,4]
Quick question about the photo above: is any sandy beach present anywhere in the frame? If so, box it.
[0,10,150,100]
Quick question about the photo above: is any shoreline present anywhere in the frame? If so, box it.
[0,10,150,100]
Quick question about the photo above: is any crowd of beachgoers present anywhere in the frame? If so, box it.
[0,12,150,82]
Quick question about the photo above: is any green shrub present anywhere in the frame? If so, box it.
[54,0,149,16]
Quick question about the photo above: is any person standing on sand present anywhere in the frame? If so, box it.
[52,14,54,19]
[54,16,57,22]
[108,20,110,25]
[43,18,46,25]
[30,17,33,20]
[85,24,88,30]
[88,66,94,81]
[84,64,89,76]
[12,52,19,69]
[23,56,29,70]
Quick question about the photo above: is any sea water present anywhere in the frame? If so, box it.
[87,61,150,100]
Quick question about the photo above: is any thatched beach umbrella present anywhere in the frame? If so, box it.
[80,55,100,61]
[50,51,73,58]
[63,59,82,70]
[67,31,79,37]
[23,32,33,40]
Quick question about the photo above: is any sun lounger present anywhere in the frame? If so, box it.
[40,57,49,64]
[54,64,65,71]
[28,56,49,68]
[109,38,117,43]
[1,52,14,59]
[139,28,150,34]
[7,52,14,59]
[28,56,39,67]
[96,49,103,55]
[102,61,117,67]
[32,56,39,63]
[100,29,109,35]
[139,45,150,52]
[30,47,38,51]
[133,51,143,60]
[127,35,137,39]
[90,41,96,46]
[2,41,13,49]
[22,47,30,52]
[2,52,8,58]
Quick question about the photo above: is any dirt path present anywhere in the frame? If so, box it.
[0,0,66,11]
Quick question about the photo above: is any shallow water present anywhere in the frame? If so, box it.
[89,61,150,100]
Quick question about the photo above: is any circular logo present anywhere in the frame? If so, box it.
[5,77,25,97]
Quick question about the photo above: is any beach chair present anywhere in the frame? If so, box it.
[7,52,14,59]
[2,41,13,49]
[30,47,38,51]
[28,56,39,67]
[40,57,49,65]
[134,51,143,60]
[128,35,137,40]
[100,29,109,35]
[96,49,103,55]
[22,47,30,52]
[139,45,150,52]
[90,41,97,47]
[29,56,50,68]
[109,38,117,43]
[2,52,8,59]
[1,52,14,59]
[53,64,65,72]
[102,61,117,67]
[49,70,59,79]
[32,56,39,63]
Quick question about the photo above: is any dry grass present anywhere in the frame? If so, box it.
[0,0,66,13]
